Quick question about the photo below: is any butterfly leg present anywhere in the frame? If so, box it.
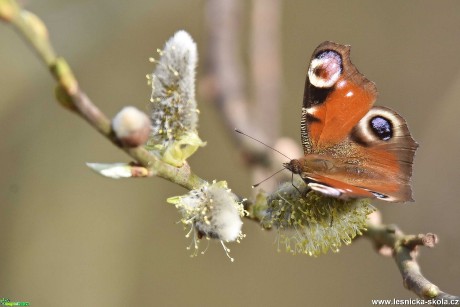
[291,172,302,195]
[330,207,335,227]
[291,173,313,198]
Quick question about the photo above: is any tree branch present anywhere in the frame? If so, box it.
[204,0,298,192]
[250,0,281,142]
[0,0,206,191]
[365,212,460,303]
[203,0,250,139]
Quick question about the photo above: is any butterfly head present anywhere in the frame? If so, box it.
[283,159,303,175]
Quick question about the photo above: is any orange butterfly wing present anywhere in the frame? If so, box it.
[290,42,418,202]
[301,42,377,153]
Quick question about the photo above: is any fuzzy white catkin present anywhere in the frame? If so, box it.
[149,30,198,146]
[146,30,205,167]
[166,30,198,104]
[195,186,243,242]
[170,181,244,242]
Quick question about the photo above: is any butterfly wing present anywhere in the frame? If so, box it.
[300,172,376,200]
[301,41,377,154]
[296,42,417,202]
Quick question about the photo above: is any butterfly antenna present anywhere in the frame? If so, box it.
[234,129,291,160]
[252,168,286,188]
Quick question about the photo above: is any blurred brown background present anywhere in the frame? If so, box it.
[1,1,460,306]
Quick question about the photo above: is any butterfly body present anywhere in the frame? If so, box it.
[289,42,418,202]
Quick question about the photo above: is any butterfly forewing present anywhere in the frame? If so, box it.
[301,41,377,153]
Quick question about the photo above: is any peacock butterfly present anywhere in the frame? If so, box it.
[284,41,418,202]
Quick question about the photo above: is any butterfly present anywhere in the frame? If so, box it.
[284,41,418,202]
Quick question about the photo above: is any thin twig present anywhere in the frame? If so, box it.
[365,212,460,304]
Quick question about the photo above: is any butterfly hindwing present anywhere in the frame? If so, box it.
[300,173,375,200]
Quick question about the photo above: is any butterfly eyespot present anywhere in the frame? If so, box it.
[370,116,393,141]
[351,107,405,146]
[308,50,342,88]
